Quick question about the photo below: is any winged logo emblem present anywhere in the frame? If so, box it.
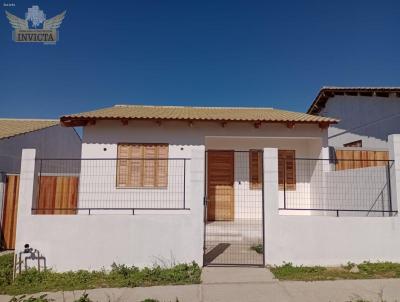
[5,6,66,44]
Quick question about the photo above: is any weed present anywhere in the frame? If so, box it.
[74,292,92,302]
[250,244,263,254]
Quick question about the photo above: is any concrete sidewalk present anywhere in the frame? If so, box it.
[1,267,400,302]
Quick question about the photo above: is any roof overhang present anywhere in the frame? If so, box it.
[60,104,338,128]
[60,116,336,129]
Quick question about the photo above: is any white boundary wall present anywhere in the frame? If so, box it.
[15,148,204,272]
[264,134,400,266]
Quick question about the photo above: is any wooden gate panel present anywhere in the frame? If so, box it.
[335,150,389,170]
[36,176,78,214]
[1,175,20,249]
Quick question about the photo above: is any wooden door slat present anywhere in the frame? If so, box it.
[207,151,234,221]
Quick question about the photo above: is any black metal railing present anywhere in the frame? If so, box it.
[280,158,397,217]
[32,158,190,214]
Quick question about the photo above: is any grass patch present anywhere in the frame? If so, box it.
[0,254,201,295]
[250,244,263,254]
[270,262,400,281]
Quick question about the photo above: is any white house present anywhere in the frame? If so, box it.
[307,87,400,149]
[13,105,400,271]
[0,119,81,250]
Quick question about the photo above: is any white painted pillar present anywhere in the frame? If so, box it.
[189,146,205,266]
[263,148,279,265]
[15,149,36,251]
[320,147,331,215]
[320,147,331,171]
[388,135,400,212]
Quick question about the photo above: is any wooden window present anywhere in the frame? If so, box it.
[343,140,362,148]
[117,144,168,188]
[249,150,262,190]
[278,150,296,190]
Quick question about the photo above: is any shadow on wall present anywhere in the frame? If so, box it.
[329,115,400,145]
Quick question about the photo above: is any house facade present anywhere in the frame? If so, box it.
[307,87,400,149]
[0,119,81,250]
[12,105,400,271]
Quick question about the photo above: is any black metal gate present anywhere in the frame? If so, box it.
[203,150,265,266]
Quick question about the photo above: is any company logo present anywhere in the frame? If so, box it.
[5,5,66,44]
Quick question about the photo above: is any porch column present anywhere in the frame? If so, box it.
[263,148,279,265]
[321,146,332,215]
[15,149,37,251]
[388,135,400,212]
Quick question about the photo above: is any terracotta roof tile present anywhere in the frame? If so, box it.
[61,105,338,126]
[0,119,59,140]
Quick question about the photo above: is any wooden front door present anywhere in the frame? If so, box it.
[207,151,234,221]
[1,175,20,249]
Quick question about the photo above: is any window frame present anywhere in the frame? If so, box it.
[116,143,169,189]
[278,149,296,191]
[249,149,263,190]
[343,140,362,148]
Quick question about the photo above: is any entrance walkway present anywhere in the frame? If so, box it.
[201,266,275,283]
[204,220,263,266]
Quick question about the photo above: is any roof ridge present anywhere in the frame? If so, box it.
[113,104,275,110]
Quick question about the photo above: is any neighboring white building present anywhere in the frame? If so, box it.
[12,105,400,271]
[0,119,81,249]
[307,87,400,149]
[0,119,81,173]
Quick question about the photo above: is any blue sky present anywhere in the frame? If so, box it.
[1,0,400,119]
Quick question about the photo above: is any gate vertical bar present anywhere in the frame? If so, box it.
[387,161,393,216]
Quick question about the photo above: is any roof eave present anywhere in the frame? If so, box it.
[60,116,338,127]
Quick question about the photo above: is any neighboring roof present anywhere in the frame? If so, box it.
[307,87,400,115]
[60,104,338,127]
[0,119,59,140]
